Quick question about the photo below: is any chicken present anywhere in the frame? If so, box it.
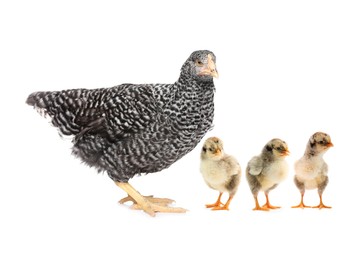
[246,138,290,211]
[292,132,333,209]
[200,137,241,210]
[26,50,218,217]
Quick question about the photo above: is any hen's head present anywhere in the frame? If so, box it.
[181,50,218,82]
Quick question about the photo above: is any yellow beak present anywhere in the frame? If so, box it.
[326,142,334,147]
[199,54,219,78]
[281,150,290,156]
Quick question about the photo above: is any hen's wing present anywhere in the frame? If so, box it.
[26,84,162,140]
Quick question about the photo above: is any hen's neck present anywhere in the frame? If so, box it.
[176,74,215,92]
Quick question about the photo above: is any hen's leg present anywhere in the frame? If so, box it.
[115,182,187,217]
[119,195,174,206]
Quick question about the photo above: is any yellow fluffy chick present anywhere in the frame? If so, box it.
[246,138,290,211]
[292,132,333,209]
[200,137,242,210]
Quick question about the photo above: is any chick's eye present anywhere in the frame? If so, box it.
[195,60,204,67]
[319,141,324,144]
[209,148,213,152]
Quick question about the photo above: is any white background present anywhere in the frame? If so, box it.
[1,0,363,259]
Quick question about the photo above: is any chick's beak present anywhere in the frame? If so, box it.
[326,142,334,148]
[281,150,290,156]
[214,148,221,155]
[200,54,219,78]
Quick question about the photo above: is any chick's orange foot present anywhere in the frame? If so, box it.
[262,203,281,210]
[252,198,269,211]
[253,207,269,211]
[312,199,332,209]
[211,206,224,210]
[205,192,224,208]
[212,195,234,210]
[313,204,332,209]
[261,194,280,209]
[116,182,187,217]
[291,202,311,209]
[205,202,224,208]
[291,194,311,208]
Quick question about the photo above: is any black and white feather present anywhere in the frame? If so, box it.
[26,50,217,183]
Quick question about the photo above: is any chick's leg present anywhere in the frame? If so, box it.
[262,192,280,209]
[212,195,234,211]
[292,177,310,208]
[312,194,331,209]
[313,177,331,209]
[292,192,311,208]
[253,194,269,211]
[115,182,187,217]
[206,192,223,208]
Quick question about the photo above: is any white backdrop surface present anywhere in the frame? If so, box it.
[1,1,363,259]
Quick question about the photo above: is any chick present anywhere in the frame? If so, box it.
[200,137,242,210]
[292,132,333,209]
[246,139,290,211]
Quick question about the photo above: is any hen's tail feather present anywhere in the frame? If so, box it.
[26,91,54,108]
[26,90,90,136]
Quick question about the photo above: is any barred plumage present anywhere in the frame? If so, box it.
[26,50,217,185]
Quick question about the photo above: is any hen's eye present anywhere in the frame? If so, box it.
[195,60,204,67]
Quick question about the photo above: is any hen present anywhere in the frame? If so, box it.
[26,50,218,216]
